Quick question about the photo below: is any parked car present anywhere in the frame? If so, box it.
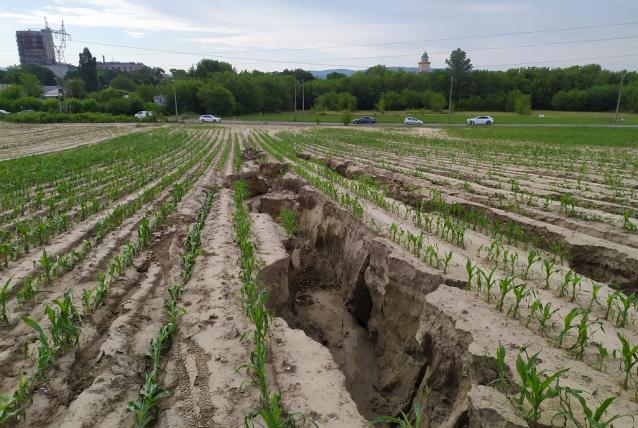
[352,116,376,125]
[404,117,423,126]
[199,114,221,123]
[0,110,9,115]
[466,115,494,126]
[134,110,154,119]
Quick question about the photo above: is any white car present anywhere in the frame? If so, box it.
[134,110,154,119]
[466,115,494,126]
[200,114,221,123]
[404,117,423,126]
[0,109,9,115]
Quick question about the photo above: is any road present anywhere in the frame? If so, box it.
[206,119,638,128]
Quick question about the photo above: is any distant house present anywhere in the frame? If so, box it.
[42,85,60,99]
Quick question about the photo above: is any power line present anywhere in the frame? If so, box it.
[71,20,638,57]
[475,53,638,68]
[69,34,638,68]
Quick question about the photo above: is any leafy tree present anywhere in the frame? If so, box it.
[446,48,473,98]
[197,82,235,115]
[78,47,98,92]
[110,74,136,92]
[190,59,235,78]
[313,91,357,111]
[20,74,42,98]
[514,93,532,115]
[20,64,56,85]
[327,72,347,80]
[65,78,86,99]
[424,90,446,111]
[280,68,315,82]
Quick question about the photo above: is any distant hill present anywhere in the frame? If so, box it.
[310,69,358,79]
[311,66,425,79]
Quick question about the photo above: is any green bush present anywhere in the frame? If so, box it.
[0,111,146,123]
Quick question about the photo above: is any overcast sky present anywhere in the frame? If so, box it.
[0,0,637,72]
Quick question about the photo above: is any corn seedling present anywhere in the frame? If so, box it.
[537,301,559,337]
[278,207,299,238]
[481,266,497,304]
[542,259,555,289]
[594,343,609,372]
[496,276,516,312]
[523,249,539,279]
[557,308,581,348]
[515,349,569,424]
[613,333,638,389]
[508,283,530,320]
[614,292,636,328]
[556,387,627,428]
[569,309,600,360]
[16,276,34,305]
[0,277,11,324]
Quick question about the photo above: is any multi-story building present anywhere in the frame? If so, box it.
[16,29,56,65]
[97,60,147,72]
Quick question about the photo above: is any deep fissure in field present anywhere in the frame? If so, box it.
[252,183,460,423]
[283,246,381,418]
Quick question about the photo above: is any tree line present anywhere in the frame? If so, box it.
[1,47,637,116]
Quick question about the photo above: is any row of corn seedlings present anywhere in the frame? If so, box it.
[0,130,208,260]
[0,134,221,325]
[0,129,189,218]
[233,180,310,427]
[299,130,637,233]
[0,138,225,426]
[127,189,217,427]
[465,262,638,393]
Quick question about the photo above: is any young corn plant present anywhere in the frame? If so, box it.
[277,207,299,238]
[613,333,638,390]
[614,292,636,328]
[508,283,530,320]
[515,349,569,424]
[557,308,581,348]
[537,302,559,337]
[481,267,498,304]
[496,276,516,312]
[569,309,601,360]
[523,249,540,280]
[465,259,478,290]
[543,259,556,289]
[0,277,11,324]
[556,387,627,428]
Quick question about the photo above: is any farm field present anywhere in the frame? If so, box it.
[1,123,638,428]
[0,123,147,161]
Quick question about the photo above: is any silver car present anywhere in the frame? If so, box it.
[404,117,423,126]
[466,115,494,126]
[199,114,221,123]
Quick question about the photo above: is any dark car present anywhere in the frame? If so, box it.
[352,116,376,125]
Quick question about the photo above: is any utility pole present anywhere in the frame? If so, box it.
[447,75,454,124]
[614,71,627,124]
[173,80,179,122]
[301,79,305,119]
[294,80,297,116]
